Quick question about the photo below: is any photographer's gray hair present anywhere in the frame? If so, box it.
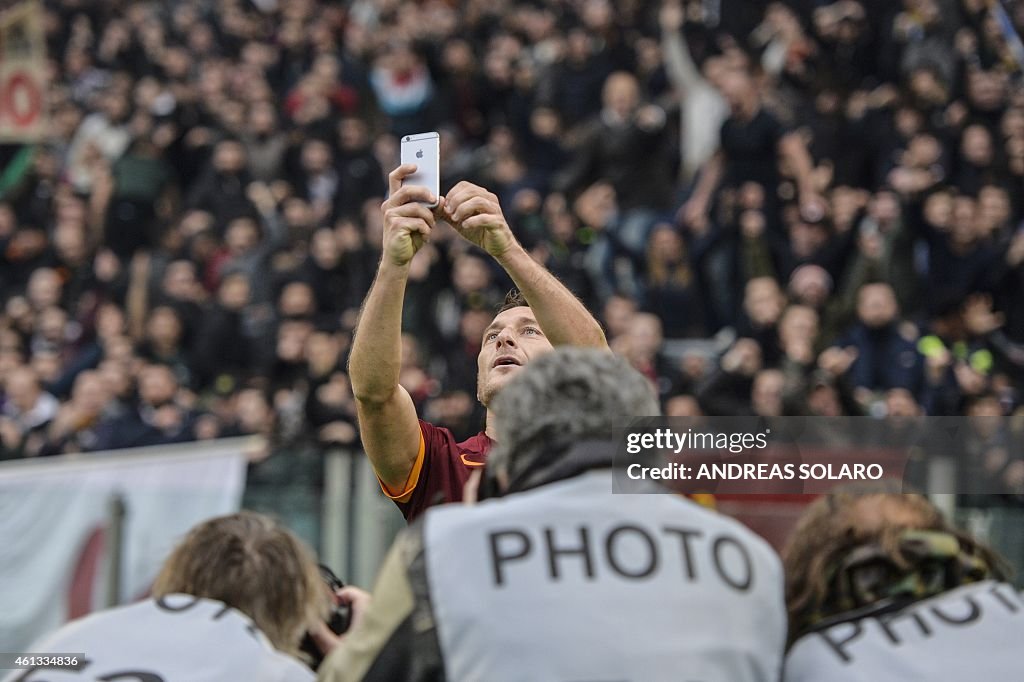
[488,347,659,485]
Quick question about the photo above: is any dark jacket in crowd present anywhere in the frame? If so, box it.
[835,322,922,394]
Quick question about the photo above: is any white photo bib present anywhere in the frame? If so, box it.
[4,595,313,682]
[424,470,787,682]
[785,580,1024,682]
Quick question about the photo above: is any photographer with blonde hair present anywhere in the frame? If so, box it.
[7,512,331,682]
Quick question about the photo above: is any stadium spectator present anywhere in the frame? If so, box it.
[601,293,639,343]
[349,167,607,521]
[681,65,824,231]
[304,328,359,449]
[555,70,673,248]
[613,311,690,406]
[0,366,59,458]
[136,305,192,387]
[738,277,786,367]
[317,348,786,681]
[192,271,256,391]
[38,369,110,455]
[641,223,707,338]
[658,0,730,183]
[834,282,923,404]
[91,362,204,451]
[185,139,256,231]
[10,512,330,681]
[242,101,289,183]
[782,482,1018,681]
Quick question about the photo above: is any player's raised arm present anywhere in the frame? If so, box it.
[349,165,440,493]
[443,181,608,349]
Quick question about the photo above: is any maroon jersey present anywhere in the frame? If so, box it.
[379,420,493,521]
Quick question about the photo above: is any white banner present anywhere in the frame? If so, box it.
[0,439,253,651]
[0,1,48,141]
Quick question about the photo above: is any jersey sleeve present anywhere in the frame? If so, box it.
[377,420,466,521]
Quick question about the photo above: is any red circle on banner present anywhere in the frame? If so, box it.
[2,71,43,127]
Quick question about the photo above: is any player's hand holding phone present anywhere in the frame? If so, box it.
[444,181,518,259]
[387,131,519,263]
[382,132,445,267]
[381,164,443,268]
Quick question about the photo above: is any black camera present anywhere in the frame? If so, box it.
[300,564,352,670]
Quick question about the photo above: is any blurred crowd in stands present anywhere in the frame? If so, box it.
[3,0,1024,480]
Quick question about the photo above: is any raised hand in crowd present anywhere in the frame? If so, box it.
[963,294,1005,337]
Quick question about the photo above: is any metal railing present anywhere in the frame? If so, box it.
[241,445,404,588]
[319,448,405,587]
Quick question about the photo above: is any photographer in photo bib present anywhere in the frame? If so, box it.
[7,512,366,682]
[783,482,1019,681]
[318,348,786,682]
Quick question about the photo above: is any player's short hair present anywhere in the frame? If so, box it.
[152,511,328,654]
[496,289,528,314]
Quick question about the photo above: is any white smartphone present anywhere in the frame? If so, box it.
[400,131,440,207]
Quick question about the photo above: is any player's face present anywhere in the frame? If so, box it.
[477,306,554,406]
